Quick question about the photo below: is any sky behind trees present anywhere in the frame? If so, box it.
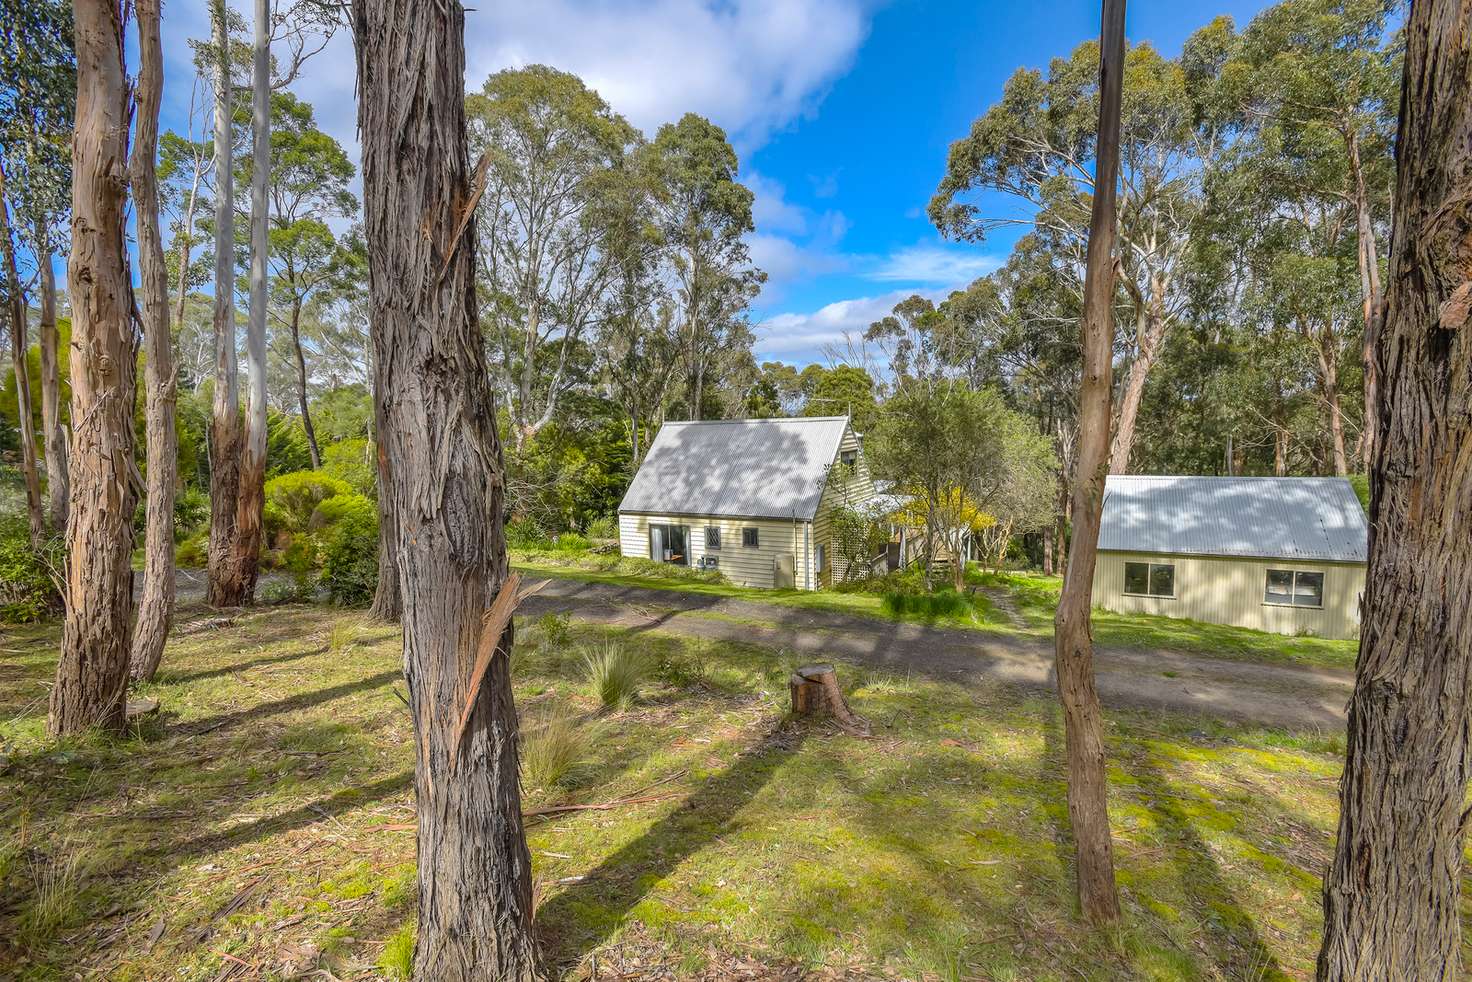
[148,0,1281,366]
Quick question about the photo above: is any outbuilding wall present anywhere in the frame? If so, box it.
[618,512,815,590]
[1092,549,1365,640]
[811,427,876,586]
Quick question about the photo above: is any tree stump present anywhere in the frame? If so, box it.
[788,664,870,736]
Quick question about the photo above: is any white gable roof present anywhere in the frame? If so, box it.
[619,417,850,522]
[1099,475,1368,563]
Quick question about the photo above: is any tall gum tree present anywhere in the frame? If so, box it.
[129,0,177,683]
[351,0,541,976]
[1051,0,1124,924]
[51,0,136,735]
[1317,0,1472,975]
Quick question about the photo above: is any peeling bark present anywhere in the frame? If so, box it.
[352,0,541,975]
[1318,1,1472,976]
[52,0,137,736]
[129,0,177,684]
[0,160,45,546]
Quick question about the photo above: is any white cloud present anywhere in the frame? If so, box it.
[867,244,1000,284]
[754,288,948,359]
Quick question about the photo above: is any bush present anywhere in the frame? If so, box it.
[322,438,376,498]
[534,611,572,648]
[264,471,353,534]
[519,703,591,792]
[320,495,379,607]
[173,488,209,541]
[585,515,618,540]
[880,588,970,620]
[505,516,549,549]
[176,529,208,568]
[0,522,63,623]
[583,640,647,711]
[551,532,590,553]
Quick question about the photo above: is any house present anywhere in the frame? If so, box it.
[617,416,874,589]
[1092,475,1368,640]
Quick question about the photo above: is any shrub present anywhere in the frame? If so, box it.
[172,487,209,541]
[551,532,590,553]
[534,611,572,648]
[585,515,618,540]
[176,528,209,569]
[264,470,353,533]
[322,438,377,498]
[582,640,647,711]
[262,577,316,605]
[320,496,379,607]
[880,589,970,620]
[378,922,415,982]
[0,521,63,623]
[519,703,591,792]
[505,516,549,549]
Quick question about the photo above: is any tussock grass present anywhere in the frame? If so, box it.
[16,843,90,947]
[378,921,415,980]
[328,617,364,654]
[520,702,593,793]
[582,640,647,711]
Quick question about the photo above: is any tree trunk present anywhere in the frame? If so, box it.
[129,0,177,684]
[1051,0,1123,925]
[205,0,242,609]
[352,0,541,976]
[1348,130,1384,470]
[51,0,137,736]
[369,396,401,622]
[37,233,67,532]
[290,303,321,469]
[226,0,272,605]
[0,162,45,547]
[1317,2,1472,976]
[1108,313,1159,475]
[1042,526,1054,575]
[1315,336,1350,476]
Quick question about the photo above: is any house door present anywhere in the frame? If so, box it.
[773,553,796,589]
[649,524,689,566]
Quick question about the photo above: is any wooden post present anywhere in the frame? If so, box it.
[789,664,870,736]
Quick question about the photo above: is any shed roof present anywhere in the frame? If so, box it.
[1098,475,1368,563]
[618,417,850,522]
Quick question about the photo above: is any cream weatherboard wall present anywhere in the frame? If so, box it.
[619,512,816,590]
[811,427,876,586]
[1091,549,1365,640]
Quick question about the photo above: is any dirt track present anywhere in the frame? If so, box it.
[521,576,1354,731]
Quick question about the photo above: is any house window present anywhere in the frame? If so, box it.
[839,449,857,470]
[1265,569,1324,608]
[705,526,721,550]
[816,542,828,572]
[648,524,690,567]
[1124,561,1175,598]
[742,527,760,548]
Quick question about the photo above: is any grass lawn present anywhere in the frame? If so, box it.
[3,603,1447,981]
[512,549,1360,671]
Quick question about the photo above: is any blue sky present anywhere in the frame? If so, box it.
[155,0,1279,368]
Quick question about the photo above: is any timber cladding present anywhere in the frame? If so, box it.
[1091,549,1366,640]
[619,512,814,590]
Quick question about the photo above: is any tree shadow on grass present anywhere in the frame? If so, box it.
[534,720,805,971]
[1127,752,1286,980]
[178,669,401,736]
[155,644,330,686]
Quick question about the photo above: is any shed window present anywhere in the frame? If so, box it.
[839,449,857,469]
[1124,561,1175,598]
[705,526,721,550]
[1265,569,1324,608]
[742,527,760,548]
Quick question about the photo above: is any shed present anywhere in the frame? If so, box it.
[1091,475,1368,640]
[617,417,873,589]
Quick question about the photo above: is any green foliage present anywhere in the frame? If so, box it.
[319,496,379,607]
[585,515,618,540]
[310,385,373,444]
[880,589,971,621]
[519,703,592,792]
[377,922,415,981]
[1347,473,1369,511]
[172,488,209,541]
[176,529,209,569]
[264,470,353,534]
[534,611,572,649]
[505,516,550,549]
[582,640,647,711]
[322,438,375,497]
[801,365,879,432]
[505,398,633,532]
[551,532,590,553]
[266,411,314,477]
[0,521,63,623]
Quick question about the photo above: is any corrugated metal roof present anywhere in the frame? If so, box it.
[1098,475,1368,563]
[618,417,850,522]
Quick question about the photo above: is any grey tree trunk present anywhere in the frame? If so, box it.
[352,0,541,976]
[205,0,242,609]
[1317,0,1472,976]
[0,161,45,547]
[129,0,177,684]
[1051,0,1124,925]
[37,233,67,532]
[52,0,137,736]
[369,389,401,622]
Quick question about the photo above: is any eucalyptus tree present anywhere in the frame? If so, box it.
[258,92,357,467]
[930,19,1237,474]
[52,0,135,735]
[0,0,72,534]
[1234,0,1398,465]
[1318,0,1472,974]
[352,0,541,974]
[468,65,637,450]
[645,113,761,420]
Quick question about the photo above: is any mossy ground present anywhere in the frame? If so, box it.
[1,603,1461,980]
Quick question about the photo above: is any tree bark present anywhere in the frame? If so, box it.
[129,0,177,684]
[1051,0,1123,925]
[0,161,45,546]
[37,232,67,532]
[51,0,137,736]
[225,0,272,605]
[352,0,541,976]
[1347,130,1384,469]
[369,395,401,622]
[1108,308,1162,476]
[1317,2,1472,976]
[205,0,242,609]
[289,303,322,469]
